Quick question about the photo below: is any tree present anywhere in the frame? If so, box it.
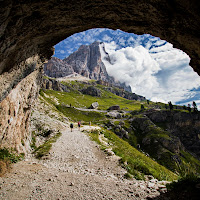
[141,104,145,111]
[187,104,191,113]
[192,101,198,113]
[168,101,173,111]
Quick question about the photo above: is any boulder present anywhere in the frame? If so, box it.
[89,102,99,109]
[106,111,122,119]
[107,105,120,111]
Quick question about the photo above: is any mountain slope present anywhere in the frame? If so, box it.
[40,76,200,178]
[44,57,74,78]
[63,41,110,82]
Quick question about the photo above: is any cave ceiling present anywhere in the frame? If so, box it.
[0,0,200,75]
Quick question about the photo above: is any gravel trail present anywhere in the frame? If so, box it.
[0,126,167,200]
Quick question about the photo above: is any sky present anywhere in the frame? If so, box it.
[54,28,200,107]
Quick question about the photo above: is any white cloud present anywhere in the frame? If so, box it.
[60,50,65,54]
[100,42,200,105]
[102,34,112,42]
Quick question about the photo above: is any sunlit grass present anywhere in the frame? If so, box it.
[89,129,177,181]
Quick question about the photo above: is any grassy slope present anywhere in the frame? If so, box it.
[46,80,143,111]
[40,78,200,180]
[40,79,179,180]
[89,129,177,181]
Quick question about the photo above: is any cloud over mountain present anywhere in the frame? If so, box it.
[54,28,200,106]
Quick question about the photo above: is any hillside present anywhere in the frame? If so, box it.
[1,75,200,199]
[1,95,170,199]
[40,76,200,178]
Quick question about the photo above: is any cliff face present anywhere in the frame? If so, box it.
[63,42,111,82]
[44,57,74,78]
[146,110,200,160]
[0,68,42,153]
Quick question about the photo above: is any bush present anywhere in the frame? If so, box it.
[0,148,24,176]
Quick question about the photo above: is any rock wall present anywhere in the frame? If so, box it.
[44,57,74,78]
[146,110,200,159]
[0,61,43,153]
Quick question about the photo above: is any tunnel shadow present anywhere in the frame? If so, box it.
[148,178,200,200]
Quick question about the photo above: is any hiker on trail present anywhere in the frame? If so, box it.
[70,123,73,132]
[78,121,81,131]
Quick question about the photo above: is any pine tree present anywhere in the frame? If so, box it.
[187,104,191,113]
[168,101,173,111]
[192,101,198,113]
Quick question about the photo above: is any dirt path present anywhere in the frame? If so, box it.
[0,126,167,200]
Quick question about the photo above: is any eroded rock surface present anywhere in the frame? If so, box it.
[0,68,42,153]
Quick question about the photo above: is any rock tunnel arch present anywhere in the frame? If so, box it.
[0,0,200,151]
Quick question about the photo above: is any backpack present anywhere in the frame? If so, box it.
[70,123,73,128]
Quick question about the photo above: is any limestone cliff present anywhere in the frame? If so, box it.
[44,57,74,78]
[0,68,42,153]
[63,41,111,82]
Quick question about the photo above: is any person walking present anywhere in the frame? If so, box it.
[70,123,73,132]
[78,121,81,131]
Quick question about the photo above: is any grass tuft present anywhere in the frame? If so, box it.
[34,132,62,159]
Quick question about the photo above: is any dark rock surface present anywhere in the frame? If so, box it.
[107,105,120,111]
[146,110,200,160]
[81,86,102,97]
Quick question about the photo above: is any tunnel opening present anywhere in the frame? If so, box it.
[1,2,200,197]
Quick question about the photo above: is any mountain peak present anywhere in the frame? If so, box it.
[44,41,132,92]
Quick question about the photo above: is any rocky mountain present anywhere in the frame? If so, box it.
[44,41,131,92]
[44,57,74,78]
[63,41,110,81]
